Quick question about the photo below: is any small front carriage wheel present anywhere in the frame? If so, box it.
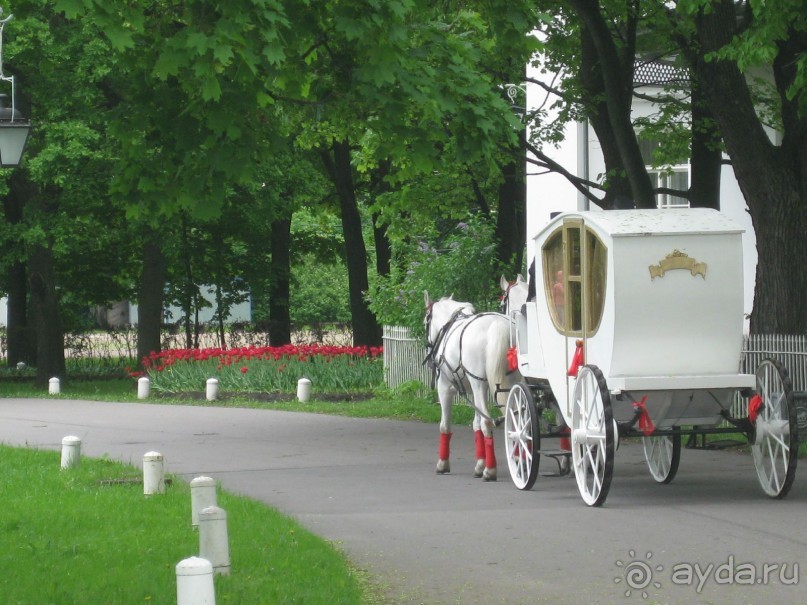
[571,365,615,507]
[642,428,681,484]
[752,359,798,498]
[504,382,541,490]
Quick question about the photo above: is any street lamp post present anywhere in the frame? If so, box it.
[0,8,30,167]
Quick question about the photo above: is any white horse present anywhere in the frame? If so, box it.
[424,292,519,481]
[499,274,529,317]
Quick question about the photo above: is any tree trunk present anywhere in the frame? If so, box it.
[371,162,393,278]
[579,24,633,209]
[688,79,722,210]
[494,133,526,275]
[750,190,807,333]
[5,260,34,366]
[3,174,35,366]
[214,281,227,349]
[137,237,167,367]
[269,215,292,345]
[693,0,807,333]
[571,0,656,208]
[321,140,382,347]
[180,215,194,349]
[28,245,65,387]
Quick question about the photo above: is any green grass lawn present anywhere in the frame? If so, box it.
[0,377,480,605]
[0,445,372,605]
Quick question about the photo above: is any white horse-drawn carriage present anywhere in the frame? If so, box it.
[500,208,798,506]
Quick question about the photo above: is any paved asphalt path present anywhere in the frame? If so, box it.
[1,398,806,605]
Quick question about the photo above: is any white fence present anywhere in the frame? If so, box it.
[740,334,807,391]
[383,325,432,390]
[383,327,807,406]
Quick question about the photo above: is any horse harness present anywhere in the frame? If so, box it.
[424,306,500,401]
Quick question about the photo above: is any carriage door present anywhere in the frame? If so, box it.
[543,218,607,417]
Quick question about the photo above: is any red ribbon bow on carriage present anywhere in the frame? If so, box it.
[567,340,584,377]
[507,346,518,372]
[748,394,763,424]
[633,396,655,436]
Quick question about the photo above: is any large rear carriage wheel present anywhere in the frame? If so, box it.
[504,382,540,490]
[752,359,798,498]
[571,365,615,507]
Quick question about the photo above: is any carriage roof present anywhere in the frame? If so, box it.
[539,208,743,239]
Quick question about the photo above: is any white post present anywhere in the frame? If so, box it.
[60,436,81,469]
[198,506,230,575]
[297,378,312,402]
[176,556,215,605]
[206,378,219,401]
[48,377,60,395]
[143,451,165,495]
[190,476,217,528]
[137,376,151,399]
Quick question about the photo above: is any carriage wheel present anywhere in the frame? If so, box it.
[571,365,615,507]
[504,382,541,490]
[642,429,681,484]
[752,359,798,498]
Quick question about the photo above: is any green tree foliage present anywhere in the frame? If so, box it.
[527,0,806,332]
[0,1,142,379]
[367,217,503,333]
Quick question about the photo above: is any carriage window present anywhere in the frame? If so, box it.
[566,225,583,332]
[586,231,606,333]
[542,231,566,330]
[542,223,607,336]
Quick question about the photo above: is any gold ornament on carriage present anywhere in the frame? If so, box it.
[649,250,707,280]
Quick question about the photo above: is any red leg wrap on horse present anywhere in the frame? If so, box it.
[560,426,571,451]
[475,430,485,460]
[439,432,453,460]
[484,436,496,468]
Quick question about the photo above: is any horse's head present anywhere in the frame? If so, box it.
[424,291,475,346]
[499,274,528,316]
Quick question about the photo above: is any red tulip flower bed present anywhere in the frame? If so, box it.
[142,344,384,395]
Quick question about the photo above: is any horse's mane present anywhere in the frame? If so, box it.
[435,296,476,315]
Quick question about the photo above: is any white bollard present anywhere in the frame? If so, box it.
[199,506,230,575]
[60,436,81,469]
[48,377,60,395]
[143,451,165,495]
[297,378,312,402]
[176,556,216,605]
[137,376,151,399]
[190,476,217,528]
[206,378,219,401]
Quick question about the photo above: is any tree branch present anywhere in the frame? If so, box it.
[526,141,605,205]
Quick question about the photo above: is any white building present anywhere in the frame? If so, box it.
[525,60,760,332]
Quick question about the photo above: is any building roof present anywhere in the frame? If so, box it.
[634,59,689,87]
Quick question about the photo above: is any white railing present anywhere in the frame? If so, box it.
[740,334,807,391]
[732,334,807,419]
[382,325,467,403]
[383,325,432,391]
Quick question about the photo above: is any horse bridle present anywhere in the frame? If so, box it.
[499,280,516,314]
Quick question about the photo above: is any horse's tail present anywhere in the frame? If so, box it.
[486,316,512,408]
